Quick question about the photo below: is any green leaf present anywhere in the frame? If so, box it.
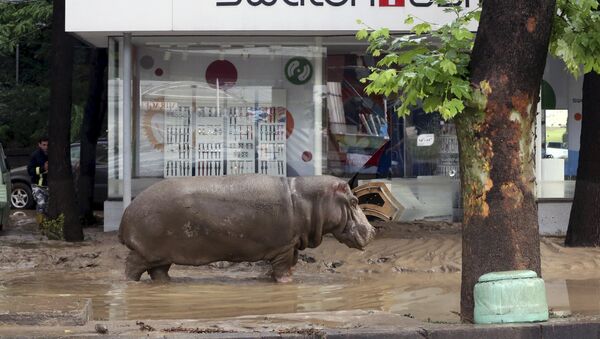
[440,59,458,75]
[356,29,369,41]
[451,27,474,41]
[413,23,432,35]
[423,96,443,113]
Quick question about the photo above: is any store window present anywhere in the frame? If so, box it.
[323,52,460,220]
[537,58,583,199]
[106,37,329,196]
[324,54,389,177]
[108,35,462,222]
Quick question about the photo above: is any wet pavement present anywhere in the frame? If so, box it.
[1,210,600,332]
[0,271,460,322]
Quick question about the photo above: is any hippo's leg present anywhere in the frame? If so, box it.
[148,264,172,282]
[125,251,151,281]
[271,247,295,283]
[293,249,299,266]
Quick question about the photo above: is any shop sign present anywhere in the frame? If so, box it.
[66,0,480,34]
[216,0,477,7]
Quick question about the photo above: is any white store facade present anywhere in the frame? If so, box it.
[65,0,581,233]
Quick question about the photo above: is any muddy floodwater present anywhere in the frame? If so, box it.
[2,211,600,323]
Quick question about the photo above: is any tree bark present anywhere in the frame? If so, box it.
[565,72,600,246]
[457,0,555,322]
[48,0,82,241]
[78,48,108,224]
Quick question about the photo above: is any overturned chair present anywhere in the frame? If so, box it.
[352,181,404,221]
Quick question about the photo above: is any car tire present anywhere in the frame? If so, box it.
[11,182,34,210]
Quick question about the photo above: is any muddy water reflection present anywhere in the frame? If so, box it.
[1,272,461,322]
[546,279,600,316]
[4,273,600,321]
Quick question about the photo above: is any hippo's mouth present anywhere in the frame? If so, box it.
[337,220,375,250]
[333,204,375,250]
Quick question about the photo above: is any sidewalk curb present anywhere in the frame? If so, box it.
[3,320,600,339]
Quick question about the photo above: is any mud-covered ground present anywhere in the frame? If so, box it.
[1,210,600,335]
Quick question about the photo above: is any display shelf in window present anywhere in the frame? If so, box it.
[195,106,225,176]
[226,106,256,175]
[164,106,193,177]
[436,123,460,178]
[257,107,286,177]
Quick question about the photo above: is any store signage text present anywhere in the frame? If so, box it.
[217,0,478,7]
[417,134,435,147]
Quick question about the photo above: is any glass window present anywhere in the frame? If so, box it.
[126,37,326,194]
[324,54,389,177]
[537,58,581,200]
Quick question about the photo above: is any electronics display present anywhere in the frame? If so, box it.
[226,107,256,175]
[164,105,286,177]
[257,107,286,176]
[196,106,225,176]
[164,106,193,177]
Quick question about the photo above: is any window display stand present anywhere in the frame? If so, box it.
[164,106,193,177]
[195,107,225,176]
[437,123,459,178]
[164,105,287,177]
[257,107,286,176]
[226,107,255,175]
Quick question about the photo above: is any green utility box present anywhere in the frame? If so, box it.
[474,270,548,324]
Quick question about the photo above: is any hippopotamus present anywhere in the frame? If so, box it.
[119,174,375,282]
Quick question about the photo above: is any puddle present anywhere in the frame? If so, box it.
[546,279,600,316]
[0,271,461,322]
[5,271,600,323]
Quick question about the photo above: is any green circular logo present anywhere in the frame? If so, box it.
[285,57,313,85]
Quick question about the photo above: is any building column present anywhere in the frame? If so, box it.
[123,33,132,208]
[313,37,323,175]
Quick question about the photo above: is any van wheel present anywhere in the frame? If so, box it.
[11,182,34,209]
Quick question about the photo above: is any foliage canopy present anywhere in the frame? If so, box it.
[0,0,90,148]
[551,0,600,76]
[356,1,482,119]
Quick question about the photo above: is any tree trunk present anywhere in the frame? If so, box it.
[565,72,600,246]
[48,0,82,241]
[456,0,555,322]
[78,48,108,225]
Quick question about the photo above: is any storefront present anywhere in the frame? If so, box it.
[65,0,579,233]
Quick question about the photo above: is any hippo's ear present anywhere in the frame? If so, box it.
[333,182,350,195]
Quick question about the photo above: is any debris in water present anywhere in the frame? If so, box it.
[162,326,234,334]
[299,254,316,263]
[324,261,343,269]
[95,323,108,334]
[135,321,155,332]
[277,327,325,336]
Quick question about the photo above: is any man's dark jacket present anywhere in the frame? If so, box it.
[27,149,48,187]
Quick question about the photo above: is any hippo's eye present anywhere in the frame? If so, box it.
[350,198,358,208]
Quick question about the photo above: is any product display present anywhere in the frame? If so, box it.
[164,105,286,177]
[257,107,286,176]
[196,106,225,176]
[437,123,459,178]
[164,106,193,177]
[226,106,256,175]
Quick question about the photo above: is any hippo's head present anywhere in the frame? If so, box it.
[329,182,376,250]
